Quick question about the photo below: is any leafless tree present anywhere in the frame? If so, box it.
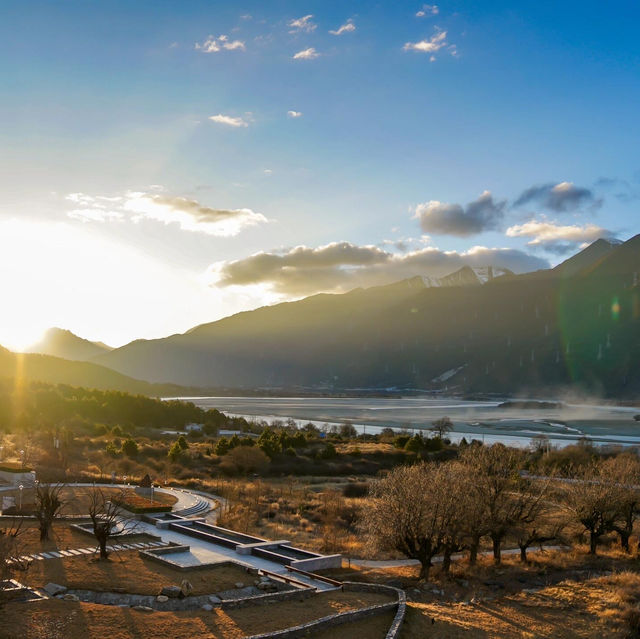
[565,463,619,555]
[360,462,451,580]
[87,488,137,560]
[34,482,65,541]
[601,454,640,553]
[460,444,524,563]
[0,519,29,605]
[430,416,453,439]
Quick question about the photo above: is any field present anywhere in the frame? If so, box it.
[0,591,393,639]
[1,486,177,516]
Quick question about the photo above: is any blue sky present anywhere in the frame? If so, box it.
[1,1,639,348]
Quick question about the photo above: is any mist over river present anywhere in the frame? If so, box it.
[169,396,640,449]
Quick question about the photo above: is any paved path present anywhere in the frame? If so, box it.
[133,519,336,591]
[350,545,565,568]
[10,540,171,565]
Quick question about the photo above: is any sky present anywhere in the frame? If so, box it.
[1,0,639,350]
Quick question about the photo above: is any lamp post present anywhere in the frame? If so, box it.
[150,483,154,504]
[18,484,24,511]
[20,449,25,469]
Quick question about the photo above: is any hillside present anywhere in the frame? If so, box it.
[90,237,640,397]
[25,327,113,361]
[0,346,195,396]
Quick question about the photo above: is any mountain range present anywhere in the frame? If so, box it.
[14,236,640,398]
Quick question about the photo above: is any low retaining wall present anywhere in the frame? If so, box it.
[139,548,249,573]
[243,601,398,639]
[342,582,406,639]
[290,554,342,571]
[219,586,315,609]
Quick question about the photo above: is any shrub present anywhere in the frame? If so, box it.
[343,482,369,498]
[121,438,139,458]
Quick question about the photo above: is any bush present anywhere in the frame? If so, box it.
[121,438,139,458]
[393,434,411,449]
[343,482,369,498]
[320,443,337,459]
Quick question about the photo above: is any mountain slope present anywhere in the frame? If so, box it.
[553,238,620,277]
[25,327,113,361]
[0,346,193,396]
[92,238,640,397]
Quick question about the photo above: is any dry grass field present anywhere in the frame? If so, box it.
[0,591,392,639]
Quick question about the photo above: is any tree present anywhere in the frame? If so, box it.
[339,423,358,439]
[461,443,526,564]
[167,440,183,463]
[430,416,453,439]
[88,487,137,560]
[565,463,619,555]
[177,435,189,450]
[225,446,270,475]
[215,436,230,456]
[0,519,29,606]
[34,482,65,541]
[601,454,640,552]
[121,438,138,458]
[404,434,424,452]
[361,463,451,580]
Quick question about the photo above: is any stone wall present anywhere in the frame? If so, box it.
[242,601,399,639]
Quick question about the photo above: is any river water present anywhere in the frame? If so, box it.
[168,396,640,449]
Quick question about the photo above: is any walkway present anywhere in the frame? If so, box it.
[10,540,171,565]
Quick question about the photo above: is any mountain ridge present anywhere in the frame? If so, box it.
[86,237,639,397]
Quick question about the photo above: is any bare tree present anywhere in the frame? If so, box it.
[565,463,619,555]
[430,417,453,439]
[601,454,640,553]
[0,519,29,605]
[87,488,137,560]
[361,463,450,580]
[34,482,65,541]
[461,444,530,564]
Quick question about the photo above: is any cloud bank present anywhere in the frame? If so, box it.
[506,219,610,253]
[513,181,601,212]
[208,241,548,296]
[414,191,506,237]
[67,191,267,237]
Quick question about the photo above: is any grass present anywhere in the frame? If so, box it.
[0,590,393,639]
[1,485,177,516]
[23,550,254,595]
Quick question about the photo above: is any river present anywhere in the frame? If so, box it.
[166,396,640,449]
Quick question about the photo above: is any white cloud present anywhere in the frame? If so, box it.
[416,4,439,17]
[209,114,249,128]
[293,47,320,60]
[506,220,608,250]
[288,15,316,33]
[208,241,548,296]
[65,190,268,237]
[195,34,246,53]
[329,20,356,36]
[287,110,303,118]
[404,29,448,54]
